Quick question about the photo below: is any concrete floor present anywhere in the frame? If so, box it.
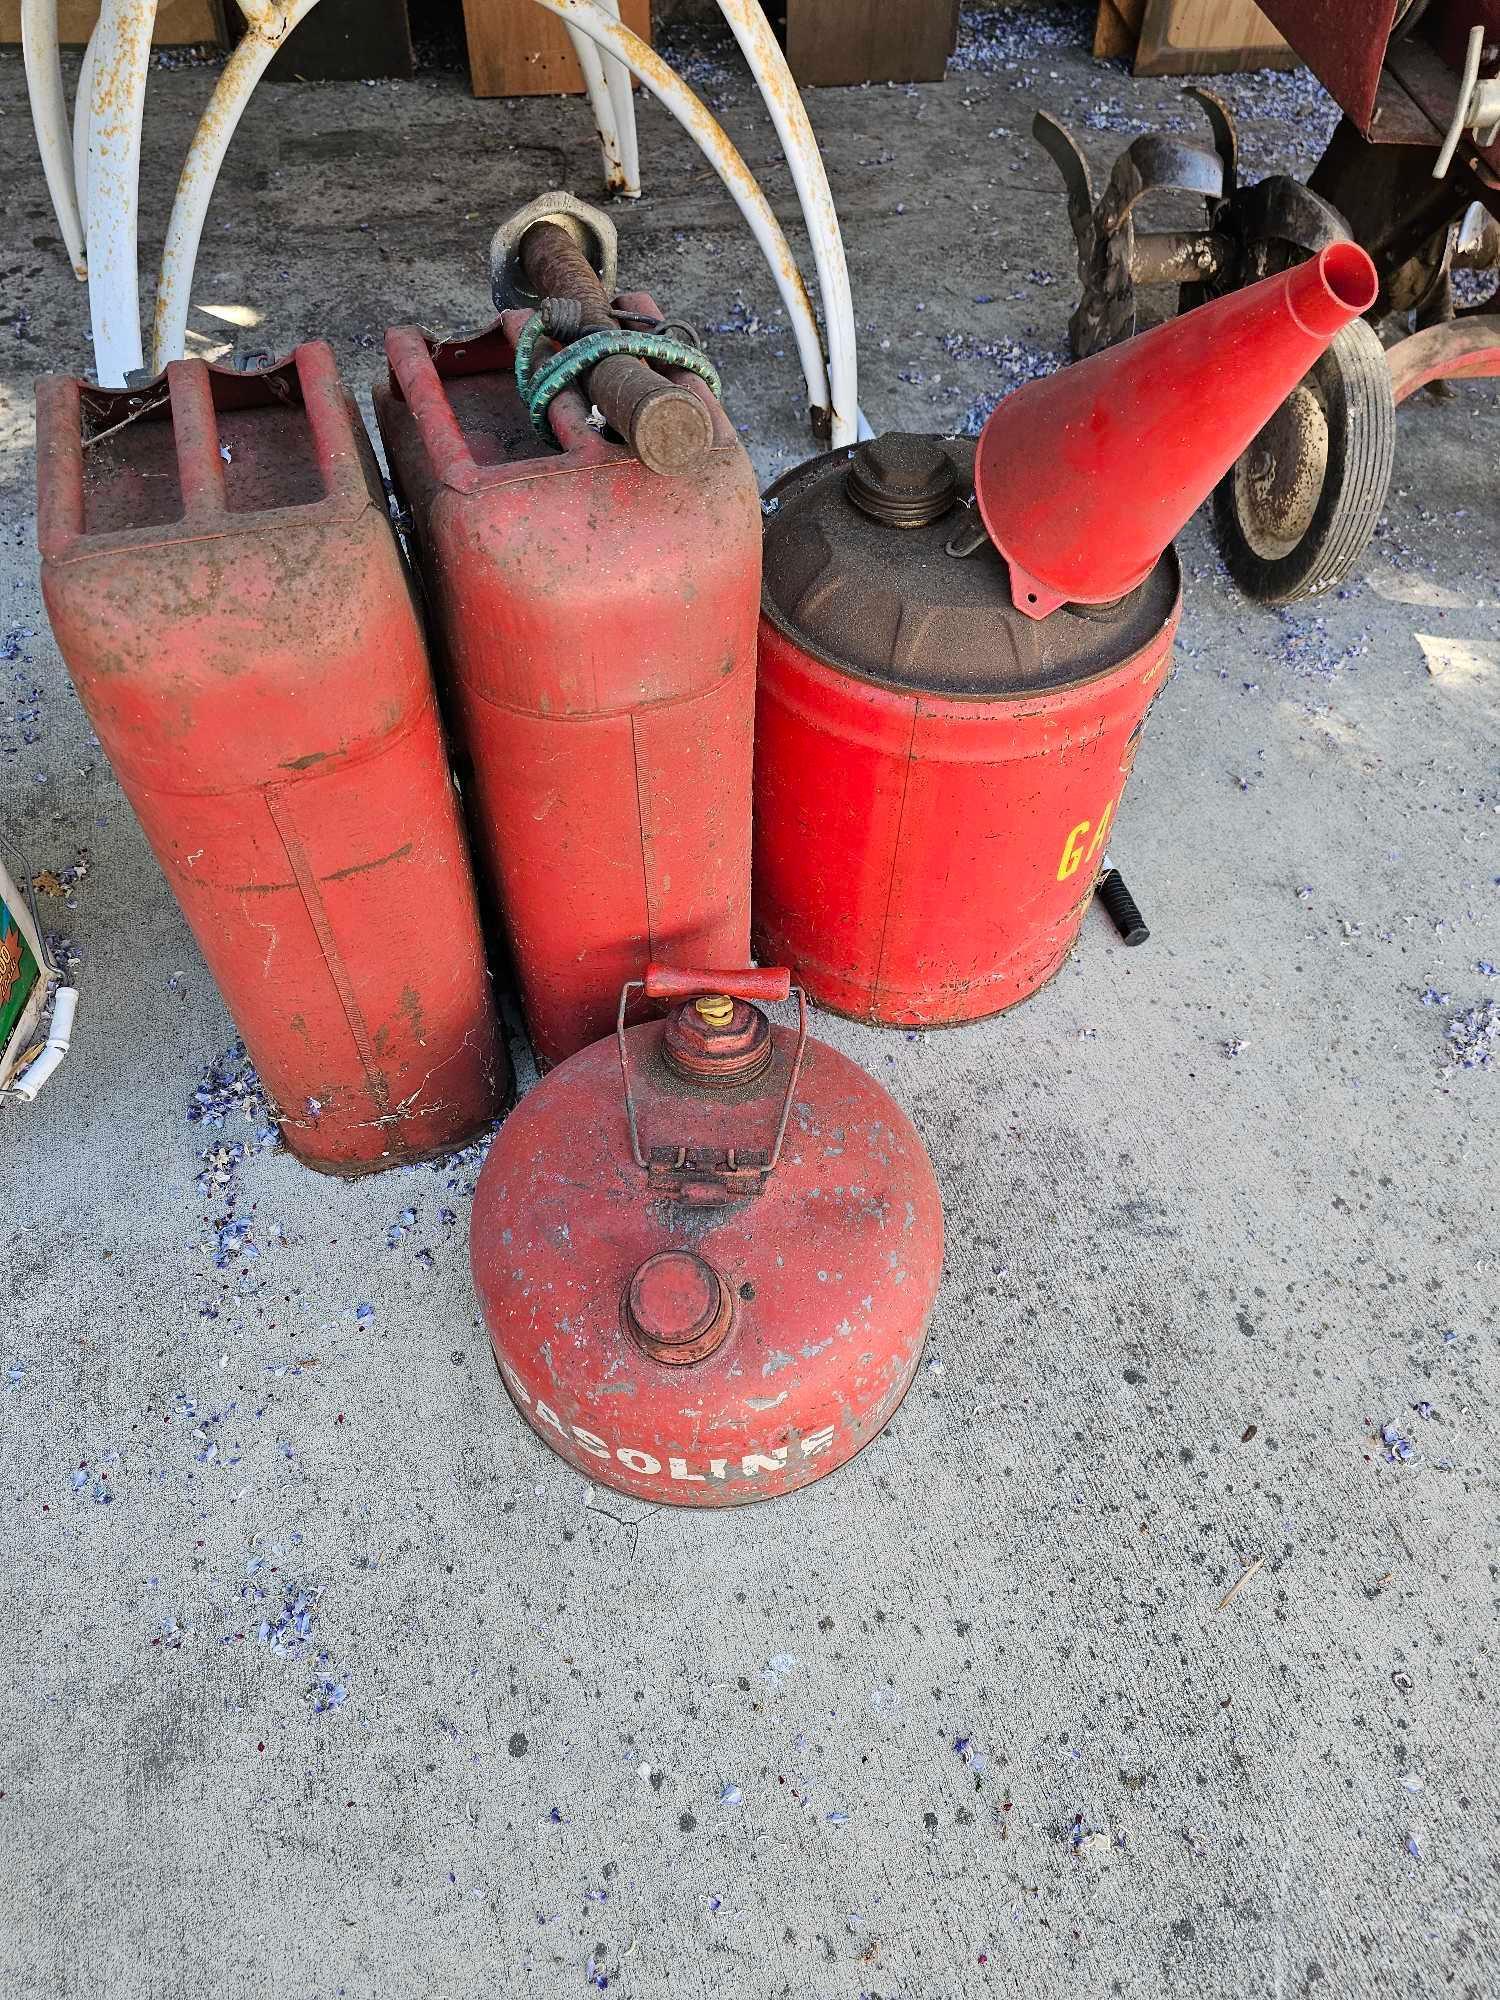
[2,10,1497,1997]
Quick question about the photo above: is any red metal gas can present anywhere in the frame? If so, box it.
[471,965,943,1505]
[37,346,505,1173]
[753,435,1180,1026]
[375,298,760,1071]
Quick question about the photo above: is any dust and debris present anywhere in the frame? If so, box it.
[952,4,1096,75]
[1441,998,1499,1073]
[1214,1555,1265,1611]
[188,1043,281,1270]
[1380,1422,1417,1465]
[1272,610,1370,681]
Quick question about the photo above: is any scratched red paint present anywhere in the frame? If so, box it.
[472,972,943,1506]
[36,345,505,1172]
[376,294,760,1072]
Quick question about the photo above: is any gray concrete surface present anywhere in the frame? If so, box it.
[2,9,1497,1996]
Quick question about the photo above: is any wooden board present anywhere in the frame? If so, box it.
[0,0,221,44]
[1093,0,1146,62]
[784,0,959,88]
[0,0,220,42]
[463,0,651,99]
[1134,0,1295,76]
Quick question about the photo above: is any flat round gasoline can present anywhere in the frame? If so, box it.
[470,970,943,1505]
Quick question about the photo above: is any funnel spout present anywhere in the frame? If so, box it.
[974,242,1380,617]
[1287,241,1379,337]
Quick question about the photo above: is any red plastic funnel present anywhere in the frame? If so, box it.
[975,241,1379,618]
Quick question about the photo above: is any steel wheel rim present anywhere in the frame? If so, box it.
[1232,381,1331,562]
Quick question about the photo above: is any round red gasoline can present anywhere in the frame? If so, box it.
[471,965,943,1505]
[753,435,1180,1027]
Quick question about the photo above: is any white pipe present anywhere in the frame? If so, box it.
[530,0,831,428]
[72,20,97,233]
[151,0,324,374]
[564,22,629,196]
[713,0,858,446]
[597,0,640,199]
[10,987,77,1102]
[86,0,158,385]
[22,0,87,278]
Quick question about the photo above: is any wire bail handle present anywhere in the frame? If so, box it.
[615,965,809,1203]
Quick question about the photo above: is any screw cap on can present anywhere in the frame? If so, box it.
[846,434,959,528]
[662,995,773,1087]
[624,1251,734,1365]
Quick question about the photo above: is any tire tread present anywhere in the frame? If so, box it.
[1212,317,1396,606]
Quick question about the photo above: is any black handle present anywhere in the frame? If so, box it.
[1097,867,1149,946]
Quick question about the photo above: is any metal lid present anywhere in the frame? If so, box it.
[624,1250,734,1365]
[845,434,958,528]
[761,436,1180,699]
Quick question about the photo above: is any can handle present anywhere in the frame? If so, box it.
[616,970,808,1204]
[643,963,792,1004]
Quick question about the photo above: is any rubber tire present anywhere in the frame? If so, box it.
[1209,317,1396,606]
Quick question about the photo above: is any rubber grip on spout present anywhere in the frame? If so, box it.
[644,965,792,1003]
[1096,869,1150,947]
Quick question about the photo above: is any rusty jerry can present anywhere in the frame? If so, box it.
[37,345,506,1172]
[752,245,1381,1027]
[471,966,944,1505]
[375,288,760,1072]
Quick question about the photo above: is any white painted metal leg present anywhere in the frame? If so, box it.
[150,0,324,374]
[598,0,640,199]
[529,0,833,430]
[21,0,87,278]
[713,0,858,446]
[72,20,97,234]
[564,22,629,195]
[85,0,158,385]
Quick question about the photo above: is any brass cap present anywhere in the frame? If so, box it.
[661,996,773,1088]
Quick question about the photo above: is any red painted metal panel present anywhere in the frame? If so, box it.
[376,302,760,1071]
[1387,313,1500,399]
[1430,0,1500,73]
[36,346,505,1172]
[472,990,943,1505]
[1257,1,1500,138]
[1255,0,1399,132]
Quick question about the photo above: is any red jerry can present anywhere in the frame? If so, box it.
[36,346,506,1173]
[754,247,1380,1026]
[374,297,759,1071]
[471,966,944,1505]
